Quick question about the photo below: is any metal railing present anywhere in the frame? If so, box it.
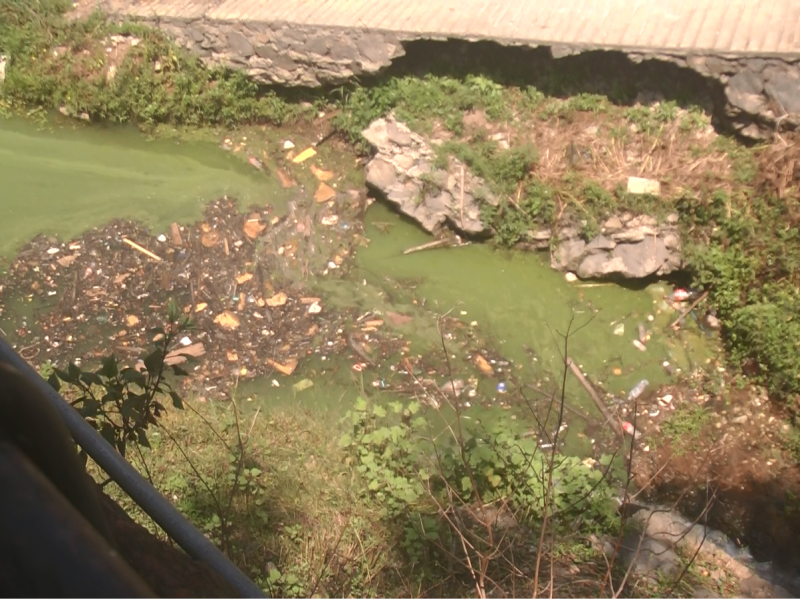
[0,336,265,598]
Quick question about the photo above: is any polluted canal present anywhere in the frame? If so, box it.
[11,113,798,592]
[0,114,715,457]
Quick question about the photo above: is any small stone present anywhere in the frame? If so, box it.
[125,315,140,327]
[283,140,295,150]
[156,234,167,243]
[565,272,578,282]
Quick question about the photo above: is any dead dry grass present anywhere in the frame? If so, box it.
[457,100,738,203]
[755,132,800,200]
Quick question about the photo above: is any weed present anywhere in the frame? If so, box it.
[48,302,191,457]
[661,405,711,456]
[332,73,513,148]
[781,427,800,465]
[341,396,618,550]
[679,106,710,132]
[481,181,557,246]
[436,137,538,196]
[624,101,679,135]
[680,175,800,399]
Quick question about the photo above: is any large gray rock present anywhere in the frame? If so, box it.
[362,117,497,235]
[726,70,767,114]
[620,530,679,577]
[764,69,800,115]
[550,216,682,280]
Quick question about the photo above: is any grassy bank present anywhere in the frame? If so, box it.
[0,0,308,125]
[97,390,629,597]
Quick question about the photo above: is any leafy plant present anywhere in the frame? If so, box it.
[340,395,618,564]
[47,302,193,456]
[436,138,538,196]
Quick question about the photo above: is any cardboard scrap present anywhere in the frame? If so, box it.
[214,311,240,331]
[474,354,494,376]
[314,182,336,203]
[310,164,334,181]
[266,357,298,376]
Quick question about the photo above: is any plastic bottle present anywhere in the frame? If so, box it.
[627,379,649,402]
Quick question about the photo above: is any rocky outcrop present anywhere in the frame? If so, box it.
[629,51,800,140]
[546,213,682,280]
[362,116,497,235]
[363,117,682,280]
[613,507,792,598]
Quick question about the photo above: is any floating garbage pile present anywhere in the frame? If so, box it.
[0,196,407,396]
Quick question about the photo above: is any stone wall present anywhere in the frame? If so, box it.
[98,8,800,139]
[147,19,409,86]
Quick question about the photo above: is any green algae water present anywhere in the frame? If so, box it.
[354,203,716,417]
[0,117,281,259]
[0,115,716,446]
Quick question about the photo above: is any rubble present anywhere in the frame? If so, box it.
[0,197,384,396]
[362,116,498,235]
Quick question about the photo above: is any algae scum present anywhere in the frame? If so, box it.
[0,115,716,454]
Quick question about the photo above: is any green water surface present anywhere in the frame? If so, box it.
[0,117,278,258]
[0,115,715,434]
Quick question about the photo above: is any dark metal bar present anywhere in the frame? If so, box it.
[0,337,265,598]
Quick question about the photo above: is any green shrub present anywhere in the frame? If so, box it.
[340,396,618,562]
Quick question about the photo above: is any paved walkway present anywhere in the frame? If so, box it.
[108,0,799,55]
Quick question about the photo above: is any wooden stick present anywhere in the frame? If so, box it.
[670,290,710,329]
[402,239,451,255]
[566,357,623,439]
[122,238,162,262]
[459,164,465,230]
